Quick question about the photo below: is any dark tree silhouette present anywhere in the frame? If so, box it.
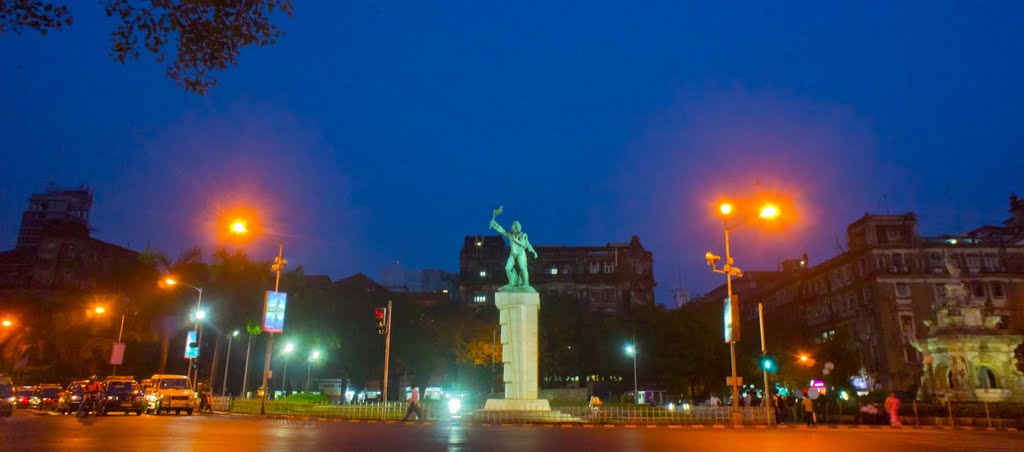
[0,1,293,94]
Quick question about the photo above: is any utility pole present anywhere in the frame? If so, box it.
[111,313,126,376]
[381,299,393,420]
[759,303,771,424]
[260,242,285,415]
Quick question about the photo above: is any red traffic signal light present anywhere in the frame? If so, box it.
[374,307,388,335]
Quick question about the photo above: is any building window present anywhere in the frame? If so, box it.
[966,254,980,271]
[479,269,487,278]
[977,366,998,390]
[548,268,558,275]
[934,283,948,299]
[991,282,1005,299]
[983,254,1000,271]
[895,283,911,298]
[887,229,902,241]
[997,315,1010,330]
[635,263,643,274]
[928,252,943,269]
[589,262,600,274]
[971,282,985,299]
[892,253,905,269]
[603,262,615,273]
[473,294,486,303]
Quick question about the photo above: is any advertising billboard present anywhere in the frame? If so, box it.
[263,290,287,333]
[723,295,740,343]
[109,342,125,365]
[184,330,199,359]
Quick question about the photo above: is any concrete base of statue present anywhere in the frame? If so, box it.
[482,398,552,412]
[494,291,541,400]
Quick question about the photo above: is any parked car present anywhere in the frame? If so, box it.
[31,384,63,411]
[58,381,88,415]
[103,378,145,415]
[144,374,197,415]
[15,386,33,409]
[0,377,14,416]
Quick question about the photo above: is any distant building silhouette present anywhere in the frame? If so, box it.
[16,183,93,252]
[459,235,655,313]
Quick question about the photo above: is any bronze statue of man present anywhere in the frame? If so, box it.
[489,205,538,291]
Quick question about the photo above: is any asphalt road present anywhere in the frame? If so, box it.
[2,410,1022,452]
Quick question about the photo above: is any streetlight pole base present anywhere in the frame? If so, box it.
[731,410,743,425]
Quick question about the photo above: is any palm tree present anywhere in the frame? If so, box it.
[241,322,262,397]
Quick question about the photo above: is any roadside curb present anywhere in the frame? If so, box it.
[222,413,1022,433]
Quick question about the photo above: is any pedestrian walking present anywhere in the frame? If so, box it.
[884,392,902,427]
[802,396,816,426]
[403,387,424,421]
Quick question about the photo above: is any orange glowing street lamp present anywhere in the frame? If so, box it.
[226,215,288,415]
[94,306,107,315]
[759,203,780,220]
[229,219,249,235]
[706,197,786,425]
[1,319,11,328]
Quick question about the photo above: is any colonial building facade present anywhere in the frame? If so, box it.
[706,195,1024,397]
[459,235,655,313]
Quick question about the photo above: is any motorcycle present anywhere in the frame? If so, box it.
[77,392,105,418]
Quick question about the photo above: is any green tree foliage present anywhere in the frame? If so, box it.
[0,1,292,94]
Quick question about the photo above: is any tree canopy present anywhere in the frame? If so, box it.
[0,0,293,93]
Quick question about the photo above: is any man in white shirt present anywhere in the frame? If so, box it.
[403,387,424,421]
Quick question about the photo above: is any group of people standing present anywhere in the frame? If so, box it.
[707,391,903,427]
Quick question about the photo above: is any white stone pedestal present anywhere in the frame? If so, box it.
[484,291,550,412]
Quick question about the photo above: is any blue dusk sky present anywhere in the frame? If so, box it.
[2,1,1023,300]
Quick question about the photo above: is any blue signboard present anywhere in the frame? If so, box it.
[184,330,199,359]
[263,290,287,333]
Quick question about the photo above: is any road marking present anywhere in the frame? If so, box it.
[667,425,681,429]
[646,425,657,429]
[624,425,637,428]
[712,425,726,429]
[692,425,705,429]
[603,424,616,428]
[561,424,574,428]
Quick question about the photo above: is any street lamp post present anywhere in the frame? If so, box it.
[758,302,772,424]
[222,330,239,396]
[111,311,126,376]
[260,242,286,414]
[625,342,638,404]
[163,278,204,388]
[281,342,295,396]
[706,200,781,425]
[306,350,321,393]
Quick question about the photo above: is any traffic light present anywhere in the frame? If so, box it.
[374,307,387,335]
[761,355,777,373]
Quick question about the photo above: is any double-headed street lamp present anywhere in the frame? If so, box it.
[705,199,781,424]
[162,278,205,388]
[226,217,288,414]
